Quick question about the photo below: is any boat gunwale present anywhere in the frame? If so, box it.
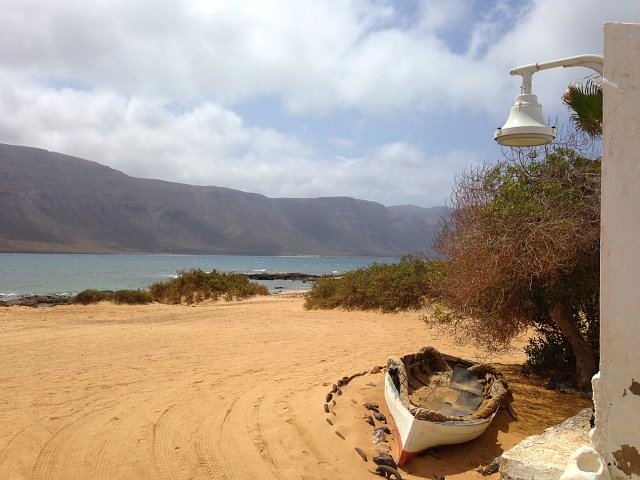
[384,372,496,427]
[387,346,508,422]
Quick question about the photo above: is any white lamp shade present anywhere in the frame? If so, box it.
[494,94,556,147]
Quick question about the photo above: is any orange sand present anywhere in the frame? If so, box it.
[0,293,591,479]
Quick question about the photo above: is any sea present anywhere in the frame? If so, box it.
[0,253,399,300]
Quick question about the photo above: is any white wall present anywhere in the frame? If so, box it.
[593,22,640,480]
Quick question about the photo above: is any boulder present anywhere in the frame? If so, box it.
[501,409,593,480]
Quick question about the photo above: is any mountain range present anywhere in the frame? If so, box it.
[0,143,444,256]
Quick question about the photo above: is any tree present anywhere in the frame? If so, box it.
[432,144,601,389]
[563,78,603,138]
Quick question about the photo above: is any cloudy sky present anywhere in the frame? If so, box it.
[0,0,636,206]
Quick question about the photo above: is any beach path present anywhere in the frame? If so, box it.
[0,294,590,480]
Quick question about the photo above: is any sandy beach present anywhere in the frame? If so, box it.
[0,293,590,480]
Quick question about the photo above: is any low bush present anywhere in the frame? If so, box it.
[149,269,268,304]
[72,289,152,305]
[73,289,111,304]
[71,271,267,306]
[111,289,152,305]
[303,276,342,310]
[304,255,444,312]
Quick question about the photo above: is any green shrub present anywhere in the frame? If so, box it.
[149,269,268,304]
[72,289,152,305]
[71,270,267,306]
[523,298,599,378]
[111,289,152,305]
[73,289,111,304]
[304,255,444,312]
[304,276,343,309]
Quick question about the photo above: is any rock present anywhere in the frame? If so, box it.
[373,412,387,423]
[355,447,368,462]
[374,465,403,479]
[372,428,388,444]
[363,403,380,412]
[375,443,391,455]
[243,272,325,281]
[370,365,382,374]
[501,409,592,480]
[482,456,501,476]
[0,294,71,308]
[373,454,398,470]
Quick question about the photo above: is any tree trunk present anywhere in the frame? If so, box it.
[550,304,597,390]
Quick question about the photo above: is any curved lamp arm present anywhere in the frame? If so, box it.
[510,54,604,94]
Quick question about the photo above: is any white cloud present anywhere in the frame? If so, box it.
[0,0,637,206]
[0,0,633,115]
[483,0,639,116]
[0,79,471,206]
[416,0,472,34]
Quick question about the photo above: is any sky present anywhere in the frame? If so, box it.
[0,0,637,207]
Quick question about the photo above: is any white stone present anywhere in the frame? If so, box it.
[500,409,592,480]
[560,446,611,480]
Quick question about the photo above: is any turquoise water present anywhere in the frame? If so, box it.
[0,253,398,299]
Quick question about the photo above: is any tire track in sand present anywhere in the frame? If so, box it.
[194,405,229,480]
[0,416,55,479]
[31,400,118,480]
[217,387,278,480]
[257,390,302,480]
[288,388,342,479]
[152,403,182,480]
[89,391,150,480]
[0,417,48,467]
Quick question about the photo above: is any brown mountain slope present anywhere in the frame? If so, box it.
[0,143,443,256]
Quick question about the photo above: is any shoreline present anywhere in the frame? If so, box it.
[0,273,320,306]
[0,293,72,307]
[0,252,384,300]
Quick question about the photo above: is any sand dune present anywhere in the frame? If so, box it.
[0,293,590,479]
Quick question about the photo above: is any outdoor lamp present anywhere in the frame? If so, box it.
[494,54,603,147]
[494,93,556,146]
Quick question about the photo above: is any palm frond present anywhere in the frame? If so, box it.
[562,79,603,138]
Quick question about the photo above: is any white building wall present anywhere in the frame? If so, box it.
[593,22,640,480]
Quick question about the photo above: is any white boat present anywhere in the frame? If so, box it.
[384,347,508,466]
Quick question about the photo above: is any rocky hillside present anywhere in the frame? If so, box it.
[0,143,444,256]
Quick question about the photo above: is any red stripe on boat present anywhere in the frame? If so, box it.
[396,434,417,466]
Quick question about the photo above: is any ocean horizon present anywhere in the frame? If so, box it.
[0,253,399,299]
